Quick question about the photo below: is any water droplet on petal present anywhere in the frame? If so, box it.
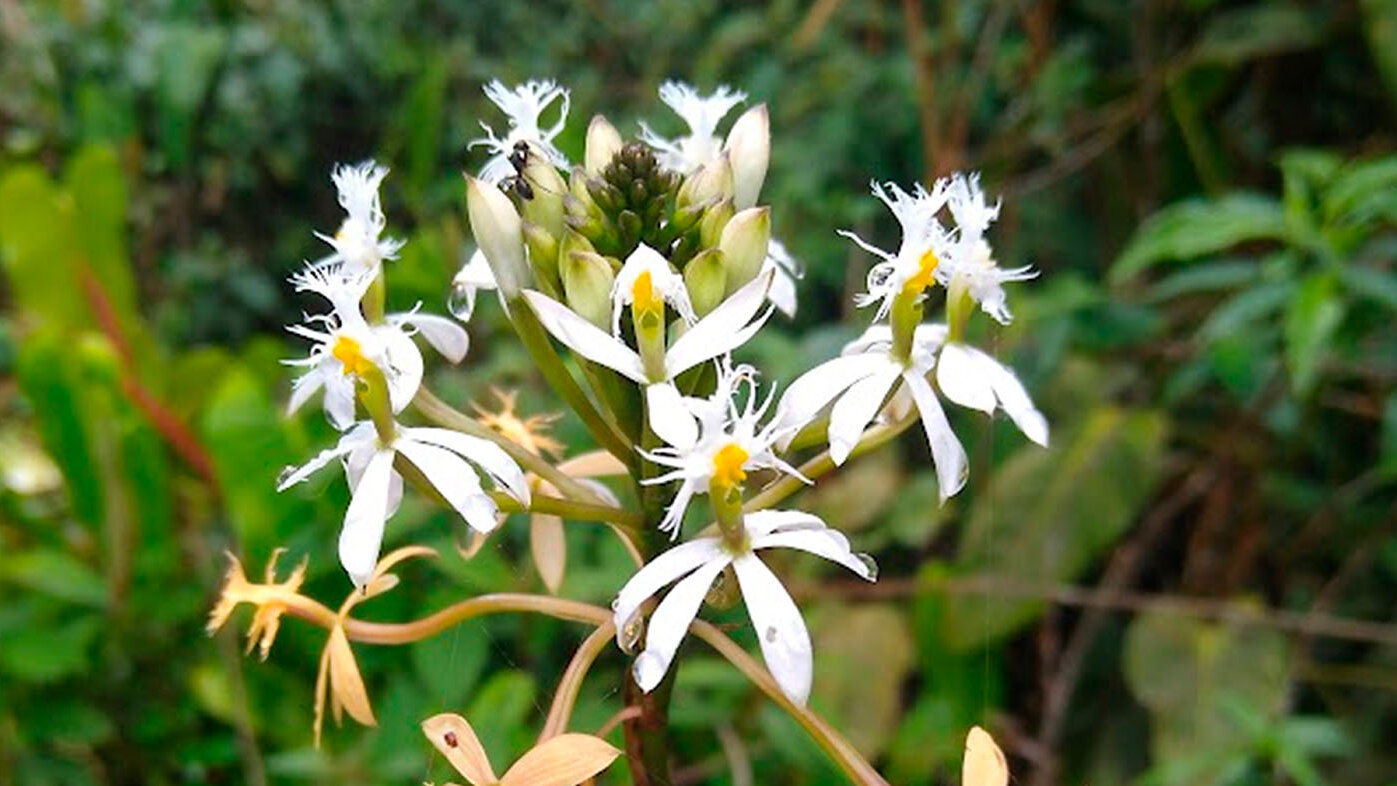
[855,552,879,581]
[447,283,476,322]
[276,466,297,488]
[618,612,645,655]
[633,650,667,691]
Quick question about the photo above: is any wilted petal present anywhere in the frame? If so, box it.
[905,372,968,501]
[635,556,729,692]
[732,554,813,705]
[963,726,1009,786]
[422,713,498,786]
[523,290,647,382]
[325,626,375,726]
[531,509,566,594]
[338,448,396,586]
[499,733,622,786]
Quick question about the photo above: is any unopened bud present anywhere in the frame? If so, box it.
[561,251,616,328]
[523,221,560,291]
[519,147,567,238]
[683,249,727,317]
[725,104,769,210]
[677,154,734,212]
[465,176,528,299]
[585,115,624,174]
[559,228,597,263]
[719,206,771,293]
[699,197,735,249]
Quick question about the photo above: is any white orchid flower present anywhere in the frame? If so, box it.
[469,79,572,183]
[284,268,424,430]
[522,265,775,449]
[639,81,747,175]
[777,324,1048,501]
[843,180,954,323]
[935,173,1037,325]
[277,420,529,586]
[311,161,405,274]
[284,266,469,428]
[612,510,875,705]
[610,244,697,336]
[642,364,804,536]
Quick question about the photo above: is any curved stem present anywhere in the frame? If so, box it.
[413,386,611,505]
[274,592,888,785]
[690,620,890,786]
[746,414,920,513]
[539,621,616,742]
[489,490,643,532]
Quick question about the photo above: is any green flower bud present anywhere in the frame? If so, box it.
[519,145,567,239]
[699,197,735,249]
[558,228,598,265]
[561,250,616,328]
[465,176,529,299]
[683,248,727,317]
[725,103,769,211]
[718,206,771,294]
[585,115,623,174]
[677,154,734,212]
[523,220,560,293]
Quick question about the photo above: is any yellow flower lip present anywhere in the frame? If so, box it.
[901,249,939,296]
[711,442,750,488]
[331,334,375,377]
[631,270,663,318]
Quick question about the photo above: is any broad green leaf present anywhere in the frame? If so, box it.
[0,615,102,683]
[1124,611,1289,774]
[1284,273,1345,395]
[1110,194,1286,283]
[155,25,227,167]
[465,670,537,768]
[942,408,1167,648]
[1145,259,1260,302]
[16,334,105,527]
[1338,265,1397,311]
[0,166,88,330]
[1322,154,1397,230]
[1190,4,1324,67]
[0,550,107,608]
[200,365,315,554]
[1361,0,1397,111]
[1197,279,1293,341]
[810,604,914,757]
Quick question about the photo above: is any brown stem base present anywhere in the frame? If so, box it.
[622,667,676,785]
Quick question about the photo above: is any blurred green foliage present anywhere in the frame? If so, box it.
[2,0,1397,784]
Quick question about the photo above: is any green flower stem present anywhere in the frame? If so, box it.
[889,290,923,365]
[357,366,397,445]
[746,413,920,513]
[362,269,387,324]
[510,297,637,464]
[412,386,611,505]
[539,621,616,742]
[488,490,643,532]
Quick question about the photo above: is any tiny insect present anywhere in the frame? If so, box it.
[500,140,535,200]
